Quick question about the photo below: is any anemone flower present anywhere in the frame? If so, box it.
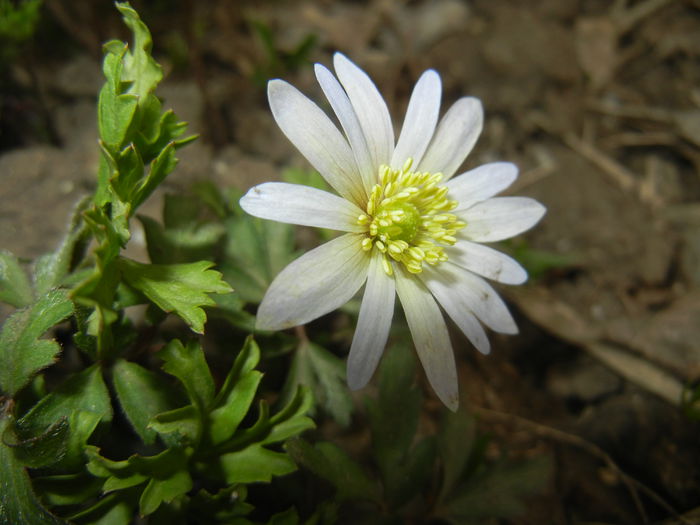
[240,52,545,410]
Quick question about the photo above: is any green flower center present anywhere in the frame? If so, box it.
[357,158,465,276]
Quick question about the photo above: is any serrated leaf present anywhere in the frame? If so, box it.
[98,43,139,151]
[115,2,163,104]
[218,444,296,484]
[285,438,380,503]
[139,214,225,265]
[209,337,263,445]
[132,142,177,210]
[264,386,315,445]
[87,446,192,516]
[112,359,183,445]
[0,414,67,525]
[0,249,33,308]
[3,417,69,469]
[111,144,144,202]
[19,364,112,431]
[119,258,232,334]
[139,468,192,516]
[34,196,91,296]
[159,339,214,410]
[0,288,73,397]
[148,405,200,445]
[440,455,553,522]
[18,366,112,469]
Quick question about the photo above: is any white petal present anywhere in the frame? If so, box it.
[447,239,527,285]
[347,251,396,390]
[240,182,365,233]
[460,197,546,242]
[394,268,459,411]
[268,79,365,206]
[447,162,518,211]
[425,262,518,334]
[333,52,394,172]
[417,97,483,180]
[315,64,374,198]
[420,267,491,354]
[256,234,369,330]
[391,69,441,170]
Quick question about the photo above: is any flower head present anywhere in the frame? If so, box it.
[240,53,545,410]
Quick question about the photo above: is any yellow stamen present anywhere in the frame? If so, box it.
[357,158,465,276]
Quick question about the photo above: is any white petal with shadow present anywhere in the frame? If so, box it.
[425,262,518,335]
[347,251,396,389]
[394,268,459,411]
[391,69,441,170]
[417,97,483,180]
[333,53,394,172]
[460,197,546,242]
[447,240,527,285]
[448,162,518,211]
[315,64,374,197]
[256,234,370,330]
[268,79,365,206]
[240,182,365,232]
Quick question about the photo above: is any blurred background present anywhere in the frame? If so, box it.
[1,0,700,522]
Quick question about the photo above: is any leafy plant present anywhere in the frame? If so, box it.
[0,4,314,524]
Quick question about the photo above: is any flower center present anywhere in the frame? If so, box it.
[357,158,465,276]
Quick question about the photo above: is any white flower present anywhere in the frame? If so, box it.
[240,52,545,410]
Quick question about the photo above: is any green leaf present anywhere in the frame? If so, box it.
[440,455,553,522]
[139,214,225,265]
[87,446,192,516]
[0,249,33,308]
[119,258,232,334]
[366,342,421,476]
[285,438,380,503]
[112,359,183,445]
[386,435,436,509]
[0,288,73,397]
[264,386,315,445]
[33,473,103,507]
[3,417,70,469]
[139,467,192,516]
[159,339,214,410]
[438,410,477,501]
[0,413,67,525]
[148,405,200,446]
[188,485,254,522]
[115,1,163,104]
[98,47,138,151]
[66,489,136,525]
[132,142,177,210]
[34,196,91,296]
[284,341,353,426]
[209,337,263,445]
[218,444,296,484]
[18,367,112,468]
[19,364,112,432]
